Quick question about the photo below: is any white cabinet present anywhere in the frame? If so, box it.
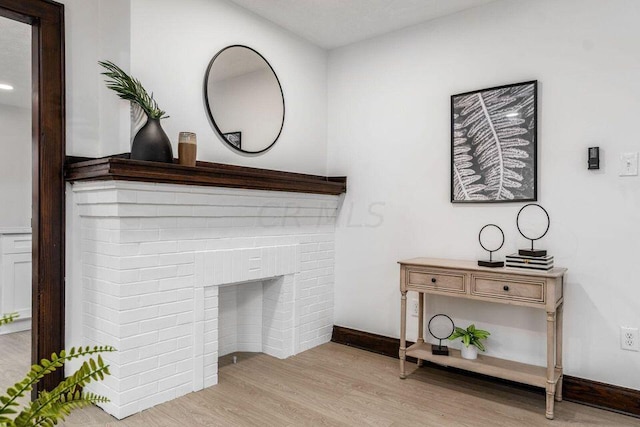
[0,229,32,334]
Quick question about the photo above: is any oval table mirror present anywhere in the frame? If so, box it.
[204,45,285,154]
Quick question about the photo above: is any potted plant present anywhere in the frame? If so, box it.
[0,313,114,426]
[99,60,173,163]
[448,324,490,360]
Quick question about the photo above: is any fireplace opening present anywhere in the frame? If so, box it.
[219,280,264,357]
[215,276,293,374]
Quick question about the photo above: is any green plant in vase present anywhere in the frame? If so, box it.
[448,324,490,360]
[0,313,115,427]
[99,60,173,163]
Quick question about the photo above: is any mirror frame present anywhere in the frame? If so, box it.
[0,0,66,395]
[204,45,285,154]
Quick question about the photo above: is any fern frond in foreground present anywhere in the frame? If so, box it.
[0,344,115,427]
[30,391,108,427]
[0,313,18,327]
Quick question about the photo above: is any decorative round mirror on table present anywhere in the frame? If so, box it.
[204,45,285,154]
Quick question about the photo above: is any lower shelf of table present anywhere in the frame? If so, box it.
[405,342,561,388]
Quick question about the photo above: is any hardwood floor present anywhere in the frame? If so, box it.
[0,331,31,409]
[57,343,639,426]
[1,335,637,426]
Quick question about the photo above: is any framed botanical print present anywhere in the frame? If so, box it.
[451,80,537,203]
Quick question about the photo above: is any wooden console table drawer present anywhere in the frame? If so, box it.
[398,257,567,420]
[471,274,545,304]
[407,268,465,294]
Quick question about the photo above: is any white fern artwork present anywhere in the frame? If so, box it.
[451,81,537,202]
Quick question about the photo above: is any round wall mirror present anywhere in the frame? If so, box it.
[204,45,285,154]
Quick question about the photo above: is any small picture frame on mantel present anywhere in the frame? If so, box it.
[451,80,537,203]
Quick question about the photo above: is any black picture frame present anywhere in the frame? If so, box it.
[451,80,537,203]
[223,131,242,149]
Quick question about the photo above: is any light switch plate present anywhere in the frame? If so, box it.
[619,152,639,176]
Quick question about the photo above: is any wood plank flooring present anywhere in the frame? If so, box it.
[2,333,638,426]
[0,331,31,410]
[67,343,638,426]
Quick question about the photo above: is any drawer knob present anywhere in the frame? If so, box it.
[431,278,437,283]
[503,285,510,291]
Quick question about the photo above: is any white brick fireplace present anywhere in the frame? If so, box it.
[68,181,340,419]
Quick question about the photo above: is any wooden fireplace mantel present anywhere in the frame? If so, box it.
[65,154,347,196]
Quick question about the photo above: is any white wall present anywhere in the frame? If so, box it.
[63,0,131,362]
[130,0,328,174]
[58,0,640,392]
[0,105,31,227]
[62,0,327,169]
[328,0,640,390]
[61,0,131,157]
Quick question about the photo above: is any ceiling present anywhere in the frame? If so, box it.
[0,1,498,109]
[226,0,498,49]
[0,16,31,109]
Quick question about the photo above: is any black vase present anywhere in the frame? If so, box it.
[131,117,174,163]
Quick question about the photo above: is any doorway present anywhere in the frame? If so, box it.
[0,14,32,395]
[0,0,65,393]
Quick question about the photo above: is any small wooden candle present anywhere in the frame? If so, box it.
[178,132,197,167]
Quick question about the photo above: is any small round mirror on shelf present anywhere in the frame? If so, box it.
[204,45,285,154]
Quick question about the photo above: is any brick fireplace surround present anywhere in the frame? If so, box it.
[68,181,341,419]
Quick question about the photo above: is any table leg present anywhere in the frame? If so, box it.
[555,303,564,402]
[546,311,557,419]
[416,292,424,367]
[400,290,407,379]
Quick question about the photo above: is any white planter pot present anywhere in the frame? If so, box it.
[461,345,478,360]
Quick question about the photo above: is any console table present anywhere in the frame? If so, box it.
[398,258,567,419]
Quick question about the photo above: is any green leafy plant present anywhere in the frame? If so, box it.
[0,313,18,328]
[448,324,490,351]
[0,314,115,427]
[99,60,168,120]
